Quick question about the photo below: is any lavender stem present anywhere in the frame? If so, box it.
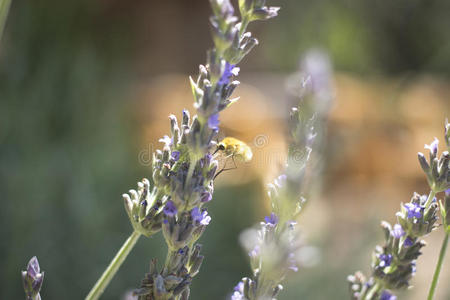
[427,231,449,300]
[85,231,141,300]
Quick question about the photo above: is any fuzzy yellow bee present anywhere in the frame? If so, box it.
[215,137,253,162]
[213,137,253,178]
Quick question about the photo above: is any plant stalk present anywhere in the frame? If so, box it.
[85,231,141,300]
[427,231,449,300]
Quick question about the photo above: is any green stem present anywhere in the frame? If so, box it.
[427,232,449,300]
[0,0,12,43]
[425,190,436,210]
[85,231,141,300]
[364,282,381,300]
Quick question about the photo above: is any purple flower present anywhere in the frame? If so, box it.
[201,191,212,203]
[171,151,180,161]
[220,0,234,16]
[218,62,238,86]
[234,281,244,292]
[208,114,220,130]
[445,188,450,196]
[404,202,422,219]
[392,224,405,239]
[379,254,392,268]
[231,291,244,300]
[264,212,278,226]
[231,281,244,300]
[163,201,178,217]
[404,237,414,247]
[380,290,397,300]
[191,207,211,225]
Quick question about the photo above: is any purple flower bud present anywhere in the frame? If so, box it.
[171,151,180,161]
[404,202,422,219]
[27,256,40,278]
[201,191,212,203]
[191,207,211,225]
[404,237,414,247]
[424,137,439,154]
[231,291,244,300]
[392,224,405,239]
[22,256,44,299]
[208,114,220,130]
[163,201,178,217]
[264,212,278,226]
[218,62,238,86]
[234,281,244,292]
[159,135,173,147]
[380,290,397,300]
[220,0,234,16]
[379,254,392,267]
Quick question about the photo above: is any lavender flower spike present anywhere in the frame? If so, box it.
[22,256,44,300]
[230,51,333,300]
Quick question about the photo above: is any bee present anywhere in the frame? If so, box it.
[213,137,253,178]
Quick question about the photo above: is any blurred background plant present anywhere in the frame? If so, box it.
[0,0,449,299]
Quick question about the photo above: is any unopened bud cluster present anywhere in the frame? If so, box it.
[134,245,204,300]
[22,257,44,300]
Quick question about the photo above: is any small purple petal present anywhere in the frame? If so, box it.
[208,114,220,130]
[231,291,244,300]
[424,138,439,154]
[201,191,212,203]
[392,224,405,239]
[445,188,450,196]
[218,62,237,86]
[379,254,392,267]
[264,212,278,226]
[220,0,234,16]
[171,151,180,161]
[163,201,178,217]
[404,202,422,219]
[191,207,211,225]
[380,290,397,300]
[404,237,414,247]
[234,281,244,293]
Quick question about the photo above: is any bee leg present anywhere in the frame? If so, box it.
[231,155,237,169]
[213,155,237,180]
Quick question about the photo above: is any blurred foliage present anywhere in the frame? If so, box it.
[262,0,450,75]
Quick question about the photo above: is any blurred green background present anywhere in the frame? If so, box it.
[1,0,450,299]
